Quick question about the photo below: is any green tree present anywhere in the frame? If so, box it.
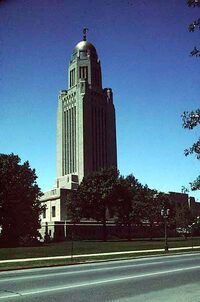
[0,153,43,246]
[191,215,200,235]
[188,0,200,56]
[67,167,119,241]
[182,1,200,190]
[142,190,163,237]
[107,175,175,240]
[182,109,200,190]
[112,174,143,240]
[174,202,192,231]
[142,188,160,235]
[141,190,176,238]
[188,0,200,6]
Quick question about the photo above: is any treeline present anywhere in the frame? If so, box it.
[66,168,180,241]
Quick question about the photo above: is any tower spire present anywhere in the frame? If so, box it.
[83,28,89,41]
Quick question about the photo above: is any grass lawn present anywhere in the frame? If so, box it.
[0,251,178,271]
[0,237,200,261]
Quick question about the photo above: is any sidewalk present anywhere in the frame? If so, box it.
[1,245,200,264]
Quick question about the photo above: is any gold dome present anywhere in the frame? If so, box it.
[73,41,98,58]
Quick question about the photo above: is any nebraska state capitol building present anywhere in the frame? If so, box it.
[40,30,117,239]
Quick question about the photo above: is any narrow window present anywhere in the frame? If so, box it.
[79,66,88,80]
[52,206,56,217]
[79,67,82,78]
[84,66,88,79]
[70,70,72,87]
[43,208,46,219]
[70,69,75,87]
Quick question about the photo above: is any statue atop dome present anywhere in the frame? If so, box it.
[83,27,89,41]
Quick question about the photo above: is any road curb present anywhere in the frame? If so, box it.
[1,246,200,264]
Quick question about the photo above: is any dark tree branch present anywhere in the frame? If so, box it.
[189,18,200,32]
[187,0,200,8]
[190,46,200,56]
[184,138,200,159]
[190,175,200,190]
[187,0,200,55]
[182,109,200,129]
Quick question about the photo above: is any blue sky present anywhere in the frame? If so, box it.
[1,0,199,199]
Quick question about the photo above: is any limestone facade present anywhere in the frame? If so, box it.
[56,39,117,188]
[40,34,117,239]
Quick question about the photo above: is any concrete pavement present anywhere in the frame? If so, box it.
[0,253,200,301]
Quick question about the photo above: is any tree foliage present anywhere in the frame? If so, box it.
[0,153,43,246]
[112,174,145,240]
[188,0,200,8]
[182,109,200,129]
[182,109,200,189]
[182,110,200,160]
[188,0,200,56]
[67,167,119,240]
[67,168,179,240]
[174,202,192,230]
[182,1,200,190]
[113,180,167,240]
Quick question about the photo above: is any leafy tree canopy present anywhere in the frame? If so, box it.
[182,1,200,190]
[188,0,200,56]
[0,153,43,246]
[182,123,200,191]
[67,167,119,241]
[67,169,179,240]
[67,167,118,221]
[187,0,200,8]
[112,174,143,226]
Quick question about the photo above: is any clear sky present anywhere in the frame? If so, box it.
[1,0,199,200]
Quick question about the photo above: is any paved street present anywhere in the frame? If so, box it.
[0,253,200,301]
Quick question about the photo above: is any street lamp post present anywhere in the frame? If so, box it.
[71,226,74,261]
[161,208,170,252]
[70,223,76,261]
[191,223,195,250]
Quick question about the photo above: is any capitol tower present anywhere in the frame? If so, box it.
[40,30,117,238]
[56,29,117,189]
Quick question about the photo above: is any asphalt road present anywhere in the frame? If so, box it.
[0,253,200,302]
